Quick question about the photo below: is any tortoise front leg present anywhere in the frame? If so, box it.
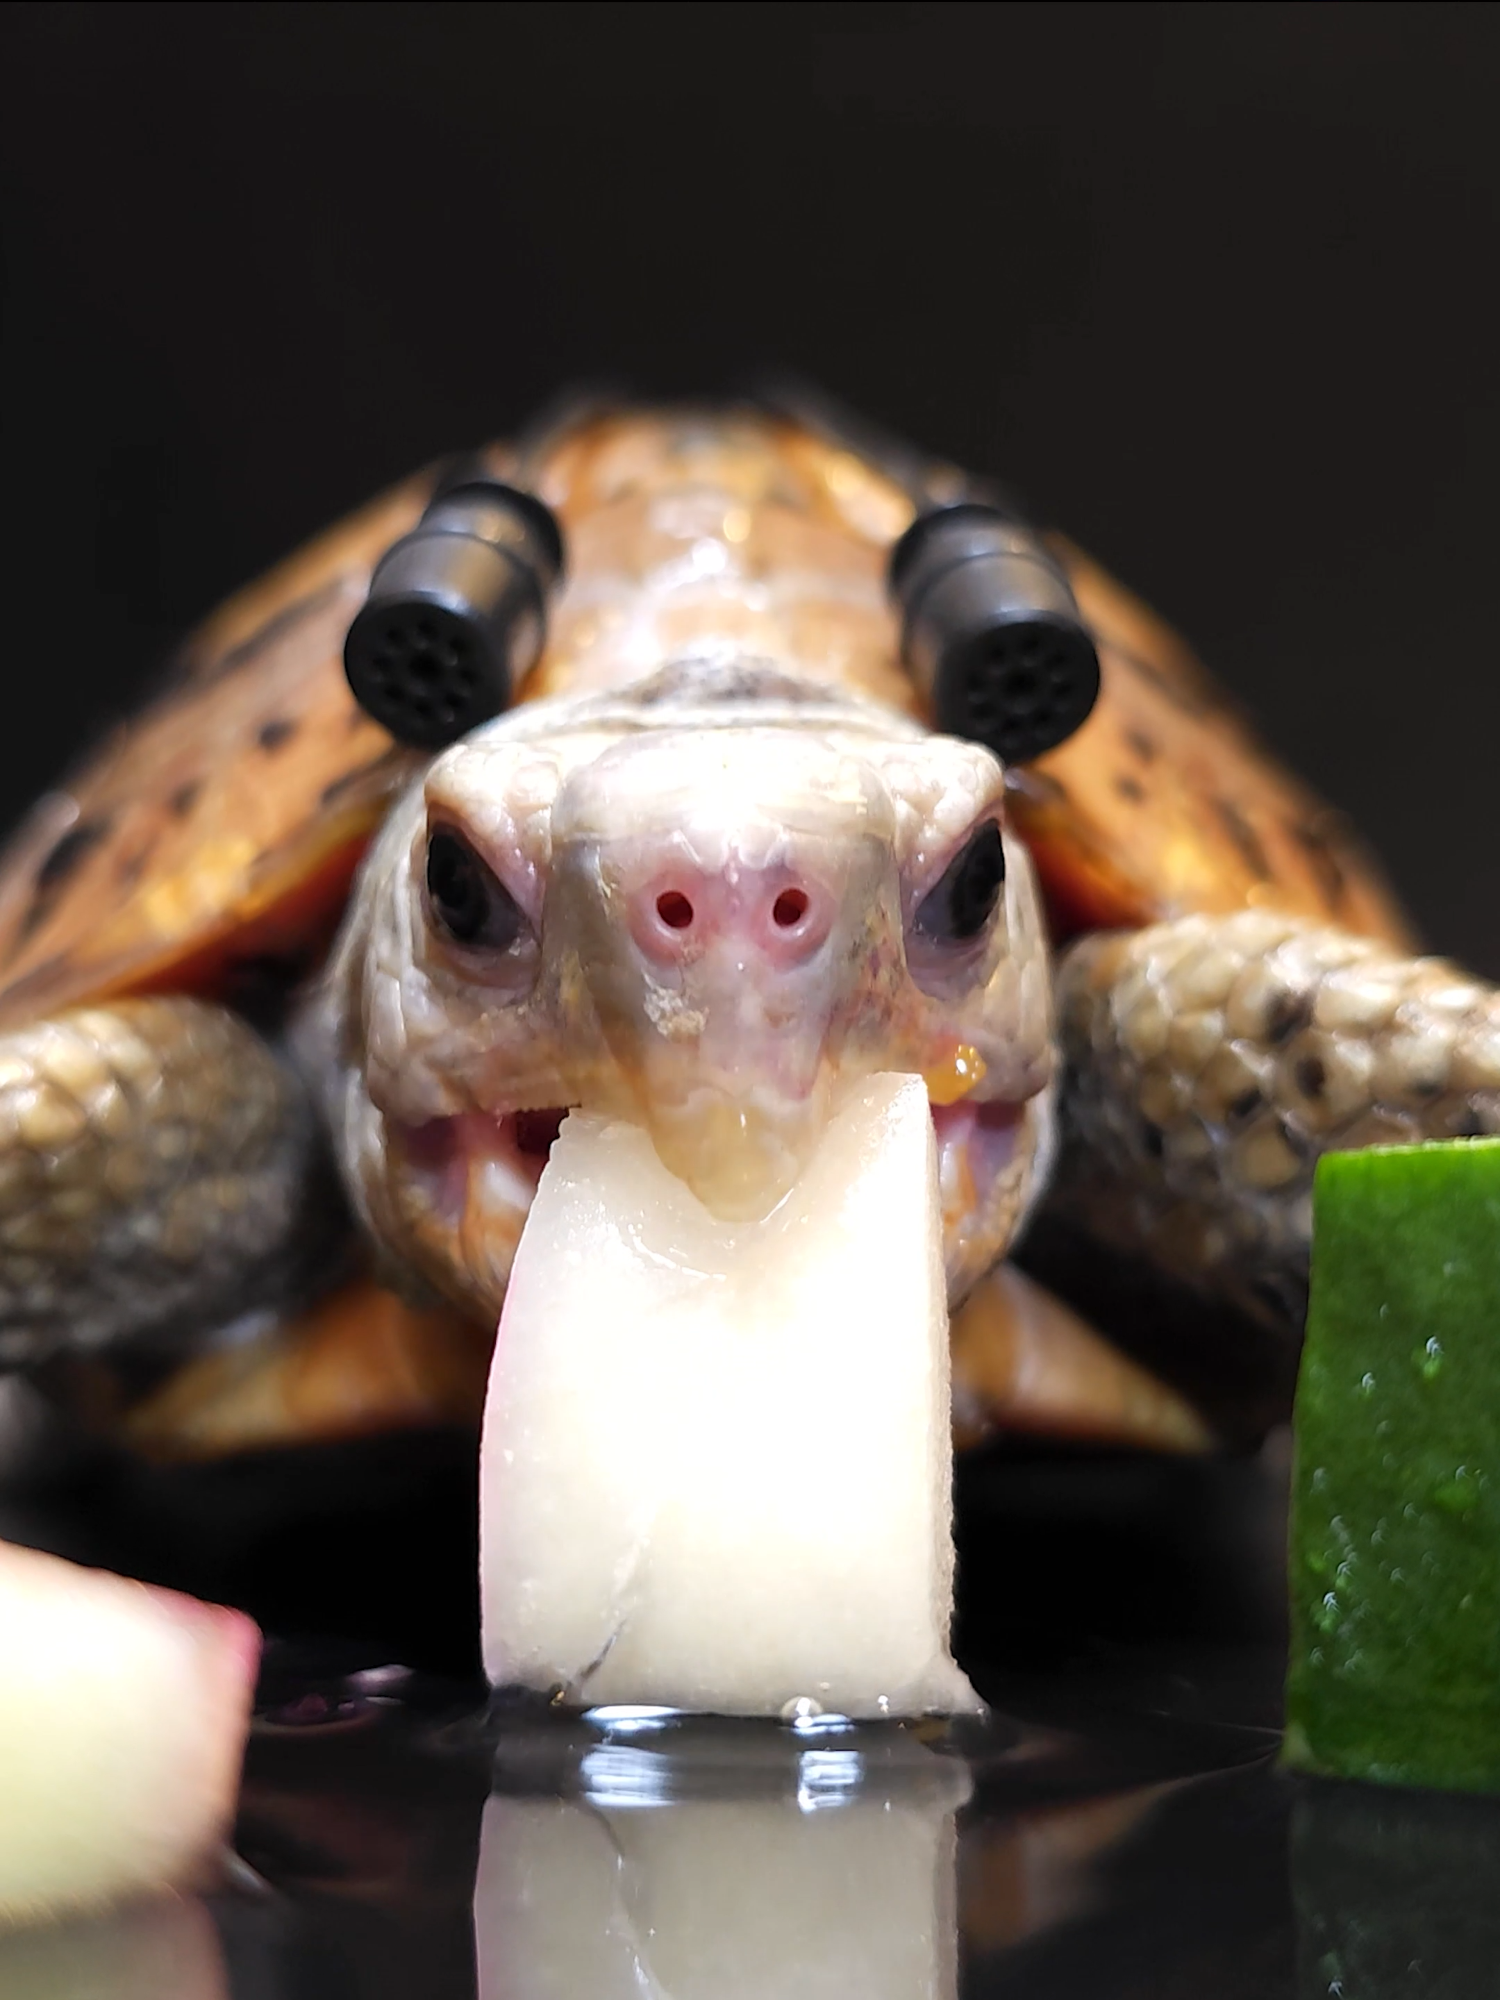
[0,997,344,1374]
[1044,910,1500,1338]
[950,1262,1211,1453]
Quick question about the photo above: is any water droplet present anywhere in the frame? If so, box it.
[780,1695,823,1725]
[584,1704,681,1735]
[1416,1337,1445,1382]
[789,1707,855,1738]
[1358,1371,1377,1397]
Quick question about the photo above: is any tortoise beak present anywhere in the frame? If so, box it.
[632,1078,837,1222]
[547,844,874,1219]
[544,737,906,1219]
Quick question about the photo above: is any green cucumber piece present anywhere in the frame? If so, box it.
[1286,1139,1500,1791]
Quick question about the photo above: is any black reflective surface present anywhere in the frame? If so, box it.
[5,1435,1499,1996]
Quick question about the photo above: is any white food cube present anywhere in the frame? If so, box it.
[481,1072,979,1717]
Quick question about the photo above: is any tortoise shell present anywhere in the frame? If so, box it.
[0,412,1412,1033]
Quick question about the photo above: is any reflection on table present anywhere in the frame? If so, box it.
[0,1896,227,2000]
[475,1705,1171,2000]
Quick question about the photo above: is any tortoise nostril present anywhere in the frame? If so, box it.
[656,890,694,930]
[772,888,809,929]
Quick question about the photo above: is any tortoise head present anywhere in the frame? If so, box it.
[304,667,1055,1320]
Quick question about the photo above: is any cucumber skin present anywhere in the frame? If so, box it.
[1285,1139,1500,1792]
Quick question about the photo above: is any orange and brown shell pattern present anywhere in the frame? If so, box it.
[0,406,1409,1033]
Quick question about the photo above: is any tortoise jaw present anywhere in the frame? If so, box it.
[931,1090,1054,1301]
[644,1081,1034,1232]
[386,1086,832,1308]
[389,1108,575,1313]
[389,1081,1047,1318]
[634,1076,838,1223]
[932,1096,1027,1211]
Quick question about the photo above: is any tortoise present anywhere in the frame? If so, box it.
[0,395,1490,1481]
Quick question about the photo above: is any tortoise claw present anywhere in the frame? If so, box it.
[950,1262,1213,1455]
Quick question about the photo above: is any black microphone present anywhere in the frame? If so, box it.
[345,462,564,748]
[889,502,1100,765]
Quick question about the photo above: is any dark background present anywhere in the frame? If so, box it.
[1,1,1498,967]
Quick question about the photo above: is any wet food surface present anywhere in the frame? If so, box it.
[3,1435,1498,1995]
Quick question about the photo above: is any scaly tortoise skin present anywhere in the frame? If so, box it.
[0,404,1487,1468]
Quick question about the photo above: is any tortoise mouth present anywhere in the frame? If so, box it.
[511,1107,568,1166]
[931,1095,1026,1218]
[396,1108,575,1224]
[496,1094,1023,1202]
[402,1093,1028,1214]
[392,1087,1031,1320]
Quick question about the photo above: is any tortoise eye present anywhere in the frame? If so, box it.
[915,822,1006,944]
[426,828,523,950]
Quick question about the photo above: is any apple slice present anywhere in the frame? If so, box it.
[0,1540,259,1929]
[481,1072,979,1717]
